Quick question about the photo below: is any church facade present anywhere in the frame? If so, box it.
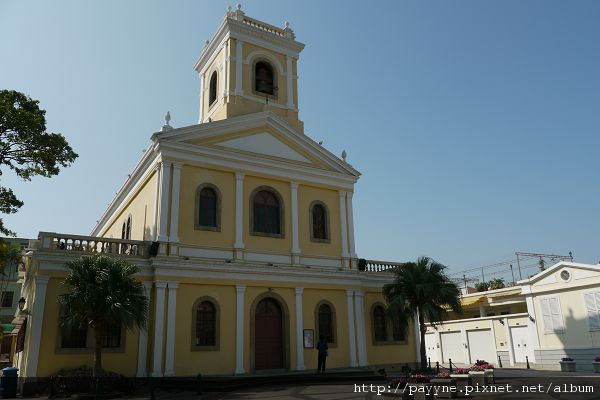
[13,7,416,378]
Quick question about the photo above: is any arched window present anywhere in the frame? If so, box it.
[126,216,132,239]
[392,313,406,342]
[209,71,218,106]
[121,222,126,240]
[251,188,283,236]
[195,185,220,230]
[254,61,275,95]
[59,306,87,349]
[310,202,329,242]
[194,300,217,348]
[373,305,387,342]
[316,302,336,345]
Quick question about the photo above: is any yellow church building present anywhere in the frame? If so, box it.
[13,7,416,379]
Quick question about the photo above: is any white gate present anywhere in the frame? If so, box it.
[441,332,464,364]
[467,329,496,364]
[510,326,531,363]
[425,333,440,363]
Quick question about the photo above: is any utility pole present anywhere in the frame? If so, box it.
[509,264,515,284]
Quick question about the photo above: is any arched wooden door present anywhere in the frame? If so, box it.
[254,297,284,370]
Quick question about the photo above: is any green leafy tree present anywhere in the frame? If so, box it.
[488,278,506,290]
[57,256,148,376]
[0,90,78,236]
[475,281,490,292]
[383,256,462,370]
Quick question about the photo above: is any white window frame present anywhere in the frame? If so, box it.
[582,290,600,332]
[539,296,565,333]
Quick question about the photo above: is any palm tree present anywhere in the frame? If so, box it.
[58,255,148,376]
[383,256,461,370]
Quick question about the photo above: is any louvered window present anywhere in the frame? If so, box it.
[584,292,600,331]
[540,297,564,332]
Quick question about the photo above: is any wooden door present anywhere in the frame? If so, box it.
[255,298,284,370]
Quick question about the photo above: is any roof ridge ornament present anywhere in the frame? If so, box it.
[162,111,173,132]
[283,21,296,40]
[341,150,347,162]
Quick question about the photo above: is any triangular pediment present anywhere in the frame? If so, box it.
[213,132,311,163]
[153,111,361,177]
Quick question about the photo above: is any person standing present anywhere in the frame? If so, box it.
[316,334,328,373]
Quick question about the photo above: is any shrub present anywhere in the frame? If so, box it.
[561,357,574,362]
[453,368,469,375]
[488,278,506,290]
[475,282,489,292]
[469,365,486,372]
[595,356,600,362]
[436,371,451,378]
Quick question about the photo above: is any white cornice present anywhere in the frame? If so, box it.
[516,261,600,285]
[90,145,161,237]
[159,142,357,189]
[194,18,305,74]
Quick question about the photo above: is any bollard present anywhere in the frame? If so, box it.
[436,361,440,374]
[526,355,531,369]
[498,355,503,368]
[428,357,431,369]
[449,359,453,373]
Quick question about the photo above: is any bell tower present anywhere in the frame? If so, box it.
[194,5,305,132]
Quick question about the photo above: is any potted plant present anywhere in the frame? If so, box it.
[593,356,600,373]
[384,377,410,399]
[559,357,576,372]
[468,364,487,386]
[450,368,471,395]
[405,374,433,400]
[475,360,495,383]
[430,371,457,398]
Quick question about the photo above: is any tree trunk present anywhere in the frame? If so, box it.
[93,326,103,377]
[419,310,427,371]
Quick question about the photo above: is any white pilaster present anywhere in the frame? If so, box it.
[479,304,486,318]
[157,162,171,242]
[347,192,357,259]
[346,289,358,367]
[524,292,539,363]
[221,41,228,99]
[152,282,167,377]
[164,281,179,376]
[435,330,443,363]
[198,74,204,124]
[168,162,182,244]
[461,327,470,364]
[235,40,244,96]
[24,275,49,378]
[286,55,294,108]
[136,282,154,377]
[290,181,301,263]
[504,318,515,366]
[234,172,245,259]
[294,287,305,371]
[354,290,368,366]
[152,163,161,240]
[235,284,246,374]
[338,191,349,264]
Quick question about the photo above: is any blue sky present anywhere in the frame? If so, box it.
[1,1,599,277]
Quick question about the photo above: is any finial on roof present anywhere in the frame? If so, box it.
[162,111,173,132]
[283,20,296,39]
[237,3,242,10]
[341,150,347,162]
[228,5,232,12]
[205,40,210,47]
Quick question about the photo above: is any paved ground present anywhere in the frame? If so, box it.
[18,369,600,399]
